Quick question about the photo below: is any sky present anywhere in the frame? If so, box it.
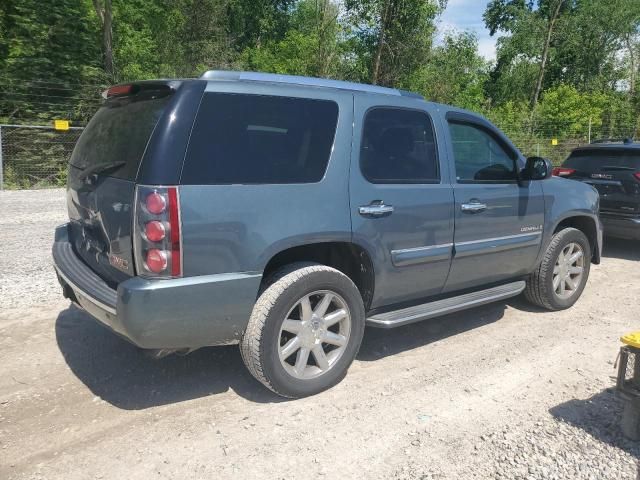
[438,0,499,61]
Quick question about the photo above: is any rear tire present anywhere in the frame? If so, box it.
[524,227,591,311]
[240,262,365,398]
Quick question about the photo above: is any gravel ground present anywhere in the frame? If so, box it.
[0,189,67,310]
[0,188,639,479]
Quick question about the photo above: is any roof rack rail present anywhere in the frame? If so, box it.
[590,137,635,145]
[200,70,424,99]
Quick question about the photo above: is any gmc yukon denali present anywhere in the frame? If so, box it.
[53,71,603,398]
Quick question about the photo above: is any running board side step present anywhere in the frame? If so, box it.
[366,281,526,329]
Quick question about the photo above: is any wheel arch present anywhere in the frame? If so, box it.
[551,215,601,264]
[260,241,376,310]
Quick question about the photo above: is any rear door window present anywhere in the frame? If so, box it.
[360,107,439,184]
[70,94,170,180]
[182,93,339,184]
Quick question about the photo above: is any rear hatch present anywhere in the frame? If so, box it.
[561,148,640,216]
[66,83,174,285]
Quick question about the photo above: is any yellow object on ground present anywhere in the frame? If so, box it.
[621,331,640,348]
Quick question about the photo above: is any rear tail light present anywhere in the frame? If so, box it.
[144,220,166,242]
[145,192,167,214]
[146,249,168,273]
[134,186,182,278]
[552,167,576,177]
[634,172,640,181]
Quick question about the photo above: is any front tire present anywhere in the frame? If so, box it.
[524,227,591,310]
[240,263,365,398]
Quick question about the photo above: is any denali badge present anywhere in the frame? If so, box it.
[109,253,129,271]
[521,225,542,233]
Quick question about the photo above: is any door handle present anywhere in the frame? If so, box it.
[359,202,394,218]
[461,201,487,213]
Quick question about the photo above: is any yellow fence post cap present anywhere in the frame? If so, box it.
[54,119,70,131]
[621,331,640,348]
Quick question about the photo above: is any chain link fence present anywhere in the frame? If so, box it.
[0,115,637,190]
[497,116,639,166]
[0,124,84,189]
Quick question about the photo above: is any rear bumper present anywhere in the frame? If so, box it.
[52,224,262,349]
[601,215,640,240]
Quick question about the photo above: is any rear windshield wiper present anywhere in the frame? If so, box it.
[79,161,127,179]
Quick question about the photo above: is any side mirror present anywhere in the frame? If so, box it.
[522,156,553,181]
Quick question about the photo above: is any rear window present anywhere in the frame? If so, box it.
[182,93,339,184]
[564,149,640,171]
[70,94,170,180]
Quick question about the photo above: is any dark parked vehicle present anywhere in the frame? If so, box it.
[53,71,602,398]
[554,140,640,240]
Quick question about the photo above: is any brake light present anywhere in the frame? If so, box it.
[634,172,640,181]
[102,84,133,99]
[134,186,182,278]
[552,167,575,177]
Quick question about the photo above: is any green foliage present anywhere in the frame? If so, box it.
[486,0,640,103]
[1,0,640,187]
[227,0,295,51]
[344,0,443,86]
[404,32,489,111]
[534,85,605,140]
[550,0,640,92]
[242,0,344,78]
[243,29,320,75]
[0,0,104,123]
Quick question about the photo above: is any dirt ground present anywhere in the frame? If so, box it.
[0,189,639,479]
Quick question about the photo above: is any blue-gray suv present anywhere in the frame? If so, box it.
[53,71,602,398]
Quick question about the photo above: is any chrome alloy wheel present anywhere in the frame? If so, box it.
[553,242,585,300]
[277,290,352,380]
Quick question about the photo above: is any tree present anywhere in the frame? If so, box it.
[242,0,344,78]
[297,0,342,77]
[344,0,444,86]
[92,0,114,79]
[405,31,489,110]
[0,0,103,122]
[227,0,295,51]
[173,0,234,75]
[550,0,640,93]
[484,0,570,108]
[485,0,640,106]
[530,0,564,108]
[624,33,639,96]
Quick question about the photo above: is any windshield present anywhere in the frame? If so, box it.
[70,95,170,180]
[564,149,640,171]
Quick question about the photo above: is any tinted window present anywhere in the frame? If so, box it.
[449,122,516,182]
[182,93,338,184]
[360,108,438,183]
[70,95,170,180]
[564,149,640,171]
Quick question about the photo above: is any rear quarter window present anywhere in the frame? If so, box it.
[181,93,339,184]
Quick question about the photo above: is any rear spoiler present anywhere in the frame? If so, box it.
[102,81,182,100]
